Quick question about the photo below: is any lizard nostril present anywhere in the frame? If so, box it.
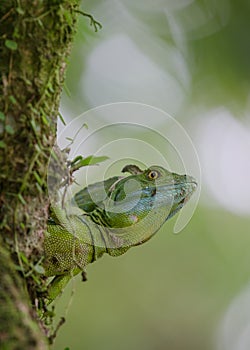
[151,188,156,197]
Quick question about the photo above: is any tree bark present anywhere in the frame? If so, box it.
[0,1,80,348]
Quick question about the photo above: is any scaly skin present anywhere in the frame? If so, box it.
[44,165,197,302]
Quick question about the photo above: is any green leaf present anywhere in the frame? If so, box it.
[83,155,109,165]
[58,112,66,126]
[71,155,83,165]
[30,118,39,132]
[0,111,5,121]
[47,82,54,93]
[5,39,18,51]
[17,193,26,205]
[16,7,25,15]
[34,264,45,274]
[19,252,29,265]
[33,171,43,186]
[0,141,6,149]
[41,114,49,126]
[9,95,17,104]
[15,265,24,272]
[35,182,43,193]
[71,155,109,172]
[5,125,15,135]
[31,274,40,284]
[63,10,73,26]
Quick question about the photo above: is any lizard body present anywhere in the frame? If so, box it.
[44,165,197,302]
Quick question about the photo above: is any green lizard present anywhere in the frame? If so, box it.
[44,164,197,302]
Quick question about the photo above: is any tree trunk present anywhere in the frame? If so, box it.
[0,1,80,348]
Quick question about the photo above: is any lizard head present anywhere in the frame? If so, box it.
[74,164,197,232]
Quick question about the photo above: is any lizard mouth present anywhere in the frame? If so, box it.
[180,180,197,203]
[166,180,197,220]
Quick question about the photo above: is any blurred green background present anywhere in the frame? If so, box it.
[53,1,250,349]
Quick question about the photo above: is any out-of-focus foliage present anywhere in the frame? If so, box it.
[54,1,250,349]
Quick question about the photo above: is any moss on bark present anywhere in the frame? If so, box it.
[0,0,80,347]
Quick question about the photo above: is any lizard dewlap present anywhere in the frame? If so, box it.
[44,164,197,302]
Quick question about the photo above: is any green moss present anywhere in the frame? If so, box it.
[0,245,47,349]
[0,0,81,344]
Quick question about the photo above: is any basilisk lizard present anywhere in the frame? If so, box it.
[44,164,197,302]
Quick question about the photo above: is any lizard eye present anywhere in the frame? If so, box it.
[148,170,159,180]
